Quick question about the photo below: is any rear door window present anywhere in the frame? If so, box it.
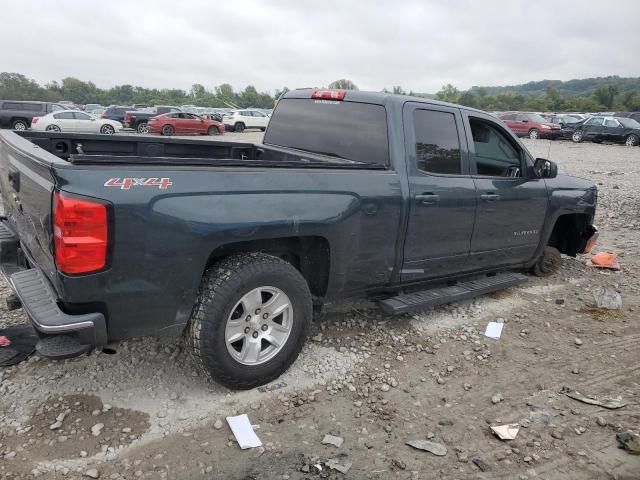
[54,112,74,120]
[413,109,462,175]
[264,98,389,166]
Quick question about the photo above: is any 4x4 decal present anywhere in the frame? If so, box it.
[104,178,173,190]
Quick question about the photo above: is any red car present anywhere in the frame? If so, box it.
[148,112,225,136]
[498,112,561,140]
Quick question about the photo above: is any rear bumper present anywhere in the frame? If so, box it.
[0,220,107,346]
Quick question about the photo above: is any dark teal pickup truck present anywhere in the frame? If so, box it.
[0,89,598,389]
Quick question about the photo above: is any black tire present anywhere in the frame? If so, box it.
[137,122,149,134]
[12,119,28,131]
[207,126,219,136]
[186,253,312,390]
[625,134,639,147]
[162,124,174,136]
[532,246,561,277]
[234,122,245,133]
[100,124,115,135]
[528,129,540,140]
[46,125,61,132]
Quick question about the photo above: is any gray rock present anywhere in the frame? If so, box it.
[322,434,344,448]
[91,423,104,436]
[84,468,100,479]
[492,393,504,404]
[50,421,63,430]
[406,439,447,456]
[213,419,223,430]
[593,286,622,310]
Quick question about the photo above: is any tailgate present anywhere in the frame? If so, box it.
[0,131,58,281]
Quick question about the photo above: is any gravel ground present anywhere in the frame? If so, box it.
[1,137,639,479]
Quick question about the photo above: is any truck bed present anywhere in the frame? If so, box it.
[16,131,385,170]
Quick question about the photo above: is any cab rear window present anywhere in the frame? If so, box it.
[264,99,389,166]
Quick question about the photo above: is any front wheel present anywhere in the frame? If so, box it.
[625,134,639,147]
[186,253,312,389]
[100,124,115,135]
[207,126,220,136]
[528,129,540,140]
[572,131,583,143]
[532,246,561,277]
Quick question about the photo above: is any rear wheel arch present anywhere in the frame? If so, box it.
[205,236,331,300]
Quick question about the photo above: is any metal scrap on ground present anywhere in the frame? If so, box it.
[561,386,626,409]
[406,439,447,456]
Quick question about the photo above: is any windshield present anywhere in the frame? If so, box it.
[618,117,640,129]
[264,98,389,166]
[527,113,548,123]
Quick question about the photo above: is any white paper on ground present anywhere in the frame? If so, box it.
[226,414,262,449]
[484,322,504,339]
[490,423,520,440]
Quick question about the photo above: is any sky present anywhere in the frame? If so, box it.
[2,0,639,94]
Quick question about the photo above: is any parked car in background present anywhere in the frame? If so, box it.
[101,106,135,124]
[0,100,67,130]
[498,112,561,139]
[124,106,181,133]
[548,115,587,140]
[84,103,104,113]
[30,110,122,134]
[571,116,640,146]
[614,112,640,123]
[147,112,224,136]
[223,109,270,132]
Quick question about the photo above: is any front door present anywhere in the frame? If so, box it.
[461,111,548,268]
[73,111,95,132]
[401,103,477,280]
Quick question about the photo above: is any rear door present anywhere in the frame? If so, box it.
[240,111,254,127]
[461,111,548,268]
[54,111,77,131]
[401,103,477,280]
[582,117,604,141]
[602,118,623,142]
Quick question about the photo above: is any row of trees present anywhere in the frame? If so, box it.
[434,83,640,112]
[2,72,639,112]
[0,73,281,109]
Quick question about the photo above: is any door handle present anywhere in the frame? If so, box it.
[415,193,440,205]
[480,192,500,202]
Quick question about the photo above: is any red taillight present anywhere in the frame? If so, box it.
[53,192,108,275]
[311,89,345,100]
[32,116,39,124]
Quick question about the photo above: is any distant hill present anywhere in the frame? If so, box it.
[468,76,640,97]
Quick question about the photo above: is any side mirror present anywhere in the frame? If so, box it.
[533,158,557,179]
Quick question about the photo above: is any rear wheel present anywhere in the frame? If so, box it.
[46,124,61,132]
[532,246,561,277]
[185,253,312,389]
[100,124,115,135]
[625,134,639,147]
[162,124,174,136]
[528,129,540,140]
[572,131,583,143]
[137,122,150,134]
[12,119,28,131]
[207,126,220,136]
[234,122,245,133]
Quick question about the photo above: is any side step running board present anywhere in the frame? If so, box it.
[379,272,527,315]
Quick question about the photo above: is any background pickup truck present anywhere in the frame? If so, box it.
[124,106,182,133]
[0,89,598,389]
